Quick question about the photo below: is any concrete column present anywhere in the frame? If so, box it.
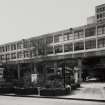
[84,27,86,50]
[72,30,74,53]
[33,63,37,74]
[53,35,55,54]
[54,62,57,73]
[77,59,82,83]
[17,64,20,80]
[96,25,98,48]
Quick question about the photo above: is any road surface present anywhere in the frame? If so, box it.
[0,95,105,105]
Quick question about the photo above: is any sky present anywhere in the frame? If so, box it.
[0,0,105,44]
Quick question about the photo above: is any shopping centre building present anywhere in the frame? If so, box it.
[0,3,105,87]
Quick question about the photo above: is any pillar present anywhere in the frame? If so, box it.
[77,59,82,83]
[54,62,57,73]
[17,63,20,80]
[33,63,37,74]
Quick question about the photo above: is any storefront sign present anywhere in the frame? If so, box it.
[31,74,37,83]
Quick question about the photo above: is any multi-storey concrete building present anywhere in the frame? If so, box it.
[0,3,105,87]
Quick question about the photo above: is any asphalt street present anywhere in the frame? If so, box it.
[0,95,105,105]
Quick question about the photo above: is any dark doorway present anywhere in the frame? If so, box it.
[82,56,105,82]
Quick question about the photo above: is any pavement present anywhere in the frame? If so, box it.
[57,82,105,101]
[2,82,105,102]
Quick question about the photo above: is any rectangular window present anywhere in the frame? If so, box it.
[74,30,84,39]
[74,32,78,39]
[24,50,30,58]
[31,49,37,57]
[79,31,84,38]
[6,54,10,60]
[74,42,84,51]
[54,34,63,43]
[103,26,105,34]
[46,46,53,54]
[85,40,96,49]
[6,45,10,51]
[11,44,16,50]
[54,45,63,53]
[46,36,53,44]
[23,40,30,48]
[0,55,5,60]
[64,33,73,41]
[0,47,2,52]
[46,63,55,74]
[85,27,96,37]
[17,42,23,49]
[30,40,38,48]
[38,48,45,55]
[17,52,23,58]
[97,26,105,35]
[64,43,73,52]
[11,53,16,59]
[38,38,46,55]
[64,34,68,41]
[97,27,103,35]
[98,38,105,48]
[1,46,5,52]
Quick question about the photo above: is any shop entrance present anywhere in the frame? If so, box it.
[82,56,105,82]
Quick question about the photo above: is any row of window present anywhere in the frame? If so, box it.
[97,26,105,35]
[47,38,105,54]
[96,6,105,13]
[97,12,105,20]
[0,26,105,53]
[0,38,105,60]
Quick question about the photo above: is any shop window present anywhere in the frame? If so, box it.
[46,63,55,74]
[47,67,54,73]
[64,43,73,52]
[85,40,96,49]
[74,42,84,51]
[54,45,63,53]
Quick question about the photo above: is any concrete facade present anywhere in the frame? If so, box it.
[0,4,105,86]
